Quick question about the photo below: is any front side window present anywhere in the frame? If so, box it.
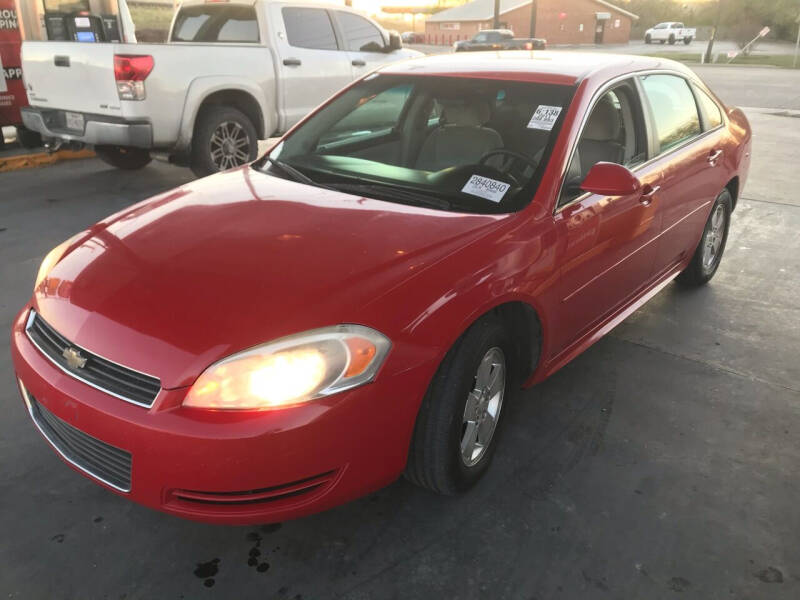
[694,86,723,130]
[258,74,574,214]
[640,74,701,153]
[337,12,384,52]
[282,7,338,50]
[559,83,647,206]
[171,5,259,43]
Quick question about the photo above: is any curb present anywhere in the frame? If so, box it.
[0,149,96,174]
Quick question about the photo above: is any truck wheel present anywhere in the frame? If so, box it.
[684,36,693,45]
[191,106,258,178]
[645,34,651,44]
[668,34,676,45]
[95,146,152,170]
[15,125,42,149]
[404,315,516,494]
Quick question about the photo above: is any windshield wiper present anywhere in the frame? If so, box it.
[329,182,452,210]
[265,157,337,191]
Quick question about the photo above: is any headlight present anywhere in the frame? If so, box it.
[183,325,391,410]
[35,234,82,291]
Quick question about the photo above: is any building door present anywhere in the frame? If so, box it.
[594,20,604,44]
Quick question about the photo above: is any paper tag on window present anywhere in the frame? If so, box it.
[461,175,510,203]
[527,105,562,131]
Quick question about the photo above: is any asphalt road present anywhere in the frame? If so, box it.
[1,67,798,599]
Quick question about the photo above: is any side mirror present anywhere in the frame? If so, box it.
[388,31,403,51]
[580,162,642,196]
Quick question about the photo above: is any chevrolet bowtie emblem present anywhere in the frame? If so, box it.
[62,347,87,370]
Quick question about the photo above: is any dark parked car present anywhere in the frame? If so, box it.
[453,29,546,51]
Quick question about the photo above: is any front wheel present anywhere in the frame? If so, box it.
[668,34,676,45]
[677,188,732,287]
[645,34,652,44]
[405,316,515,494]
[190,106,258,178]
[684,36,693,45]
[95,145,152,170]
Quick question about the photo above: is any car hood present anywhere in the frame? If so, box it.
[34,168,504,388]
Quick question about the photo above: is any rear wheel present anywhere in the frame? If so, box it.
[190,106,258,178]
[95,145,152,170]
[677,188,732,287]
[684,36,693,45]
[405,315,516,494]
[15,125,42,149]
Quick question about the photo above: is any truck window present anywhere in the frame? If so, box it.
[337,12,385,52]
[640,74,701,153]
[282,7,338,50]
[171,5,259,43]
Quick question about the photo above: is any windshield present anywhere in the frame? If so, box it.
[256,74,574,214]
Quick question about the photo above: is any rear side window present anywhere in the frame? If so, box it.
[694,86,723,129]
[172,5,259,43]
[640,74,701,153]
[336,12,385,52]
[282,7,338,50]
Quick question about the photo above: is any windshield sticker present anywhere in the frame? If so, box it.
[462,175,510,203]
[527,105,563,131]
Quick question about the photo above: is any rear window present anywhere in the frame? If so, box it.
[282,7,338,50]
[171,5,259,43]
[694,86,723,130]
[640,74,701,153]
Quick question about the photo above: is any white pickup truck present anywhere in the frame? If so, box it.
[644,22,696,46]
[21,0,421,175]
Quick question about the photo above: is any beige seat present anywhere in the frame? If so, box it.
[415,99,503,171]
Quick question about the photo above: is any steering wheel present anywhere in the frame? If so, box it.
[478,149,539,187]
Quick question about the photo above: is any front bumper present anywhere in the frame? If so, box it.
[21,107,152,149]
[10,307,430,524]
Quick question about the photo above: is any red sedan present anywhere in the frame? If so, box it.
[11,52,751,524]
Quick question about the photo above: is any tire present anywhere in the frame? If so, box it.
[95,145,152,170]
[677,188,732,287]
[405,315,518,494]
[684,36,693,45]
[15,125,42,149]
[190,106,258,178]
[645,34,651,44]
[668,34,676,45]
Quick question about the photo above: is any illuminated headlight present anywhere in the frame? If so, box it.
[183,325,391,410]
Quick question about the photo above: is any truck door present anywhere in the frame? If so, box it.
[270,5,353,129]
[331,10,393,77]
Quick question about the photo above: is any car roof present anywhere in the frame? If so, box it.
[379,51,690,87]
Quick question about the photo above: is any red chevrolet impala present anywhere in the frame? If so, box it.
[11,52,751,524]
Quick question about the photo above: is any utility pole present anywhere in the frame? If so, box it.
[794,13,800,69]
[704,0,723,64]
[529,0,537,38]
[493,0,500,29]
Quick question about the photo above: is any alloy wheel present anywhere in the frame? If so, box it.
[209,121,251,171]
[460,347,506,467]
[702,203,726,271]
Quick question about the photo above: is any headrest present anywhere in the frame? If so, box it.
[441,99,491,127]
[583,96,621,142]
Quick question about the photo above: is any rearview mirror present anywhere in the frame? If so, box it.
[388,31,403,51]
[580,162,641,196]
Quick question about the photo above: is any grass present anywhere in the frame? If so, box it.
[643,51,799,69]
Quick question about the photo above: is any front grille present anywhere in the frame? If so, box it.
[26,311,161,408]
[171,470,338,506]
[27,393,132,492]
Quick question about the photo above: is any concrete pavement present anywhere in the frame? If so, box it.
[0,68,798,599]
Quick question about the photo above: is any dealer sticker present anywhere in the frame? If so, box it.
[527,105,562,131]
[461,174,510,203]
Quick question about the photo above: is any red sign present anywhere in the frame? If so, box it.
[1,0,26,127]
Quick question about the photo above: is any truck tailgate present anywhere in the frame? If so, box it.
[22,41,120,116]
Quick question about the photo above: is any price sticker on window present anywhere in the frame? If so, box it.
[527,105,562,131]
[461,174,510,203]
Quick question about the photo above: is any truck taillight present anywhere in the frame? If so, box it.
[114,55,154,101]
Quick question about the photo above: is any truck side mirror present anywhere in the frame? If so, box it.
[388,31,403,51]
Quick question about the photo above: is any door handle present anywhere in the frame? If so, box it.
[54,55,70,67]
[639,184,660,206]
[351,59,366,67]
[282,58,302,67]
[707,149,723,165]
